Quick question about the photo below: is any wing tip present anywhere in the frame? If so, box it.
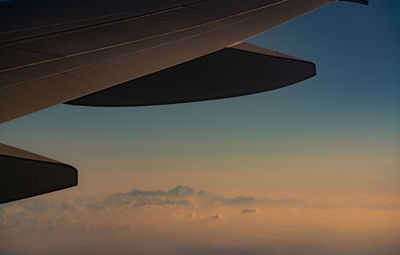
[0,144,78,204]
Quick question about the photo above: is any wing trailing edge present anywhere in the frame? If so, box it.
[66,42,316,106]
[0,143,77,204]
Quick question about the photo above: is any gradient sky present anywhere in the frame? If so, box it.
[1,1,399,254]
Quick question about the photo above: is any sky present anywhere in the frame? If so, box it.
[1,1,400,255]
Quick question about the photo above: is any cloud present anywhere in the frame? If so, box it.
[223,196,258,206]
[240,209,258,214]
[210,214,221,220]
[122,185,195,198]
[1,185,399,255]
[0,185,308,231]
[105,185,195,208]
[106,186,304,209]
[2,185,397,234]
[0,185,309,236]
[222,196,303,208]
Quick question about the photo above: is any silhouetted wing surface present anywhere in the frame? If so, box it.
[0,143,77,204]
[67,42,316,106]
[0,0,334,124]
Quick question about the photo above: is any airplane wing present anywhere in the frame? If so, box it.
[0,143,77,204]
[0,0,368,203]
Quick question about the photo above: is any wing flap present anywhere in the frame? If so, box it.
[66,42,316,106]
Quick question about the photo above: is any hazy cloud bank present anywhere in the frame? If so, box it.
[0,185,303,232]
[1,185,398,232]
[1,186,399,255]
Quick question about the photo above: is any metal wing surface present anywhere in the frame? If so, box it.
[0,0,336,124]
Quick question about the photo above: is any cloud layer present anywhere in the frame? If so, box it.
[1,186,399,255]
